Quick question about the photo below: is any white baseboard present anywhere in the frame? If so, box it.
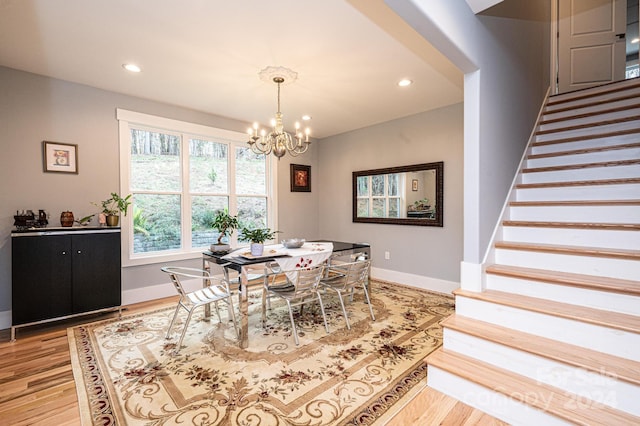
[370,267,459,295]
[0,310,10,331]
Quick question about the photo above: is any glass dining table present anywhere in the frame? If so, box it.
[202,240,370,348]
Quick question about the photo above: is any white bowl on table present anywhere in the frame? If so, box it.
[281,238,305,249]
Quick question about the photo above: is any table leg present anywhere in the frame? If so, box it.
[239,267,249,349]
[203,257,211,318]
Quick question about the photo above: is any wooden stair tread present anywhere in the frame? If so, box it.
[453,289,640,333]
[486,262,640,295]
[532,128,640,146]
[509,199,640,207]
[502,220,640,231]
[516,177,640,189]
[547,80,640,106]
[545,92,640,115]
[493,241,640,261]
[540,102,640,125]
[535,115,640,136]
[427,349,640,426]
[522,158,640,173]
[528,142,640,159]
[441,314,640,386]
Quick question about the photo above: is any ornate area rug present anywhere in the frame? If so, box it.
[68,280,454,425]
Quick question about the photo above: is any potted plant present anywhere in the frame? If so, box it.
[95,192,132,227]
[205,209,239,253]
[239,227,279,256]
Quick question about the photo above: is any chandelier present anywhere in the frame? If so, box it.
[247,67,311,159]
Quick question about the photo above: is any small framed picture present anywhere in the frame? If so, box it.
[412,179,418,191]
[291,164,311,192]
[43,141,78,174]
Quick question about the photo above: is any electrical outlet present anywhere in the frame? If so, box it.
[384,251,390,260]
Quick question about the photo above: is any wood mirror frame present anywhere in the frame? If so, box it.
[352,161,443,227]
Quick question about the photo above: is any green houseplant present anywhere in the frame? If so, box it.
[205,209,239,253]
[95,192,132,227]
[239,227,279,256]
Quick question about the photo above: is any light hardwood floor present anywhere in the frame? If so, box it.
[0,297,507,425]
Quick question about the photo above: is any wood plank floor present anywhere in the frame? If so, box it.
[0,297,508,425]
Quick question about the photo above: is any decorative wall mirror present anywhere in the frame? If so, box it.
[352,161,443,227]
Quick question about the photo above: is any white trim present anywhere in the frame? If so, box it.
[0,310,11,331]
[116,109,246,143]
[371,267,459,295]
[460,260,483,292]
[116,109,278,267]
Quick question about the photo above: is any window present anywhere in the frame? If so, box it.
[356,173,403,218]
[117,109,277,265]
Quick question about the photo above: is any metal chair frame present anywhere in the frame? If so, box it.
[262,264,329,345]
[319,258,374,330]
[161,266,239,353]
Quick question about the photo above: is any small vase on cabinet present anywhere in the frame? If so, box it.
[60,211,74,227]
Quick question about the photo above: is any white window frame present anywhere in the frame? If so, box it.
[117,109,278,267]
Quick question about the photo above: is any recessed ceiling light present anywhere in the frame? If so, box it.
[632,38,640,44]
[123,63,141,73]
[302,115,312,121]
[398,79,413,87]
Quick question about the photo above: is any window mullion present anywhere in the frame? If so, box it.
[182,133,192,251]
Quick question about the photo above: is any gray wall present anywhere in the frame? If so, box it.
[0,66,319,316]
[317,103,464,283]
[388,0,551,267]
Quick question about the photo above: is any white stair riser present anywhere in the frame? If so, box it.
[546,83,640,109]
[493,249,640,282]
[508,205,640,223]
[535,121,640,143]
[531,134,640,155]
[428,366,573,426]
[502,226,640,250]
[543,98,640,122]
[526,148,640,168]
[521,165,640,184]
[455,297,640,361]
[515,183,640,201]
[444,329,640,416]
[539,109,640,132]
[485,273,640,315]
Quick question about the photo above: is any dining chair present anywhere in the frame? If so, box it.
[261,264,329,346]
[319,258,374,330]
[161,266,239,353]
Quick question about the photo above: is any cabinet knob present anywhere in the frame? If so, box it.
[62,251,66,255]
[77,250,82,254]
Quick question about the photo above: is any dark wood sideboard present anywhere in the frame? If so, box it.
[11,227,122,340]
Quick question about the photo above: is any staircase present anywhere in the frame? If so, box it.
[426,79,640,425]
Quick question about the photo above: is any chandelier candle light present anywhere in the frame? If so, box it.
[247,66,311,159]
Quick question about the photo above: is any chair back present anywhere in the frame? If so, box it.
[161,266,231,300]
[284,265,325,298]
[334,259,371,290]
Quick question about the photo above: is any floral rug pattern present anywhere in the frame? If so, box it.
[68,280,454,425]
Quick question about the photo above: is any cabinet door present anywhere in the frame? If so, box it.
[72,232,121,313]
[11,235,72,324]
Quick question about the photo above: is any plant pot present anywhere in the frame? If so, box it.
[250,242,264,256]
[210,243,230,253]
[106,214,120,227]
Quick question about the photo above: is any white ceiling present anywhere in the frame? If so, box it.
[0,0,463,139]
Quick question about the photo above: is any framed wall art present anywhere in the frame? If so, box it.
[412,179,419,191]
[290,164,311,192]
[43,141,78,174]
